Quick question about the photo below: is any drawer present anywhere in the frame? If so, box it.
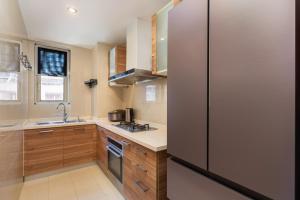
[126,143,157,167]
[125,157,156,190]
[124,157,156,200]
[24,148,63,176]
[25,128,63,151]
[131,159,157,187]
[167,159,250,200]
[124,173,156,200]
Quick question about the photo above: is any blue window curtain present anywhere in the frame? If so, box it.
[37,47,68,76]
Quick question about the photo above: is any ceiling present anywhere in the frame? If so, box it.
[18,0,170,48]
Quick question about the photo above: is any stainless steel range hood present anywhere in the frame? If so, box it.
[109,19,165,86]
[108,68,162,85]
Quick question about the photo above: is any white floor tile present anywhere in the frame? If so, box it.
[19,164,124,200]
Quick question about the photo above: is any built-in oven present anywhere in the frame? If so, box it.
[107,137,123,183]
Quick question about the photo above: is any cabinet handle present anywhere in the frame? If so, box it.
[39,130,54,134]
[136,164,147,173]
[134,181,149,192]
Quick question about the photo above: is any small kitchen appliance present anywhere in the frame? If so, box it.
[125,108,134,123]
[108,110,125,122]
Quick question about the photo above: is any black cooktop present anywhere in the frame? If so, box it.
[114,121,157,133]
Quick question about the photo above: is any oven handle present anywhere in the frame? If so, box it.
[106,146,122,158]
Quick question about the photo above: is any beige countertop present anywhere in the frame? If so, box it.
[23,118,167,152]
[95,118,167,152]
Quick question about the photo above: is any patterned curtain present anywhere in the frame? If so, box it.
[37,47,68,77]
[0,40,20,72]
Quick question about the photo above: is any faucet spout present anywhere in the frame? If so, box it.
[56,103,68,122]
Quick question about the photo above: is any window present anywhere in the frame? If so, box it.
[146,85,157,102]
[35,45,70,103]
[0,40,21,102]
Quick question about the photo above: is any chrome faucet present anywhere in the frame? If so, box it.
[56,103,68,122]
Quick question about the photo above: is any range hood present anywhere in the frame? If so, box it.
[109,18,163,86]
[109,68,162,85]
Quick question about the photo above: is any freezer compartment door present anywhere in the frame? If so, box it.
[167,0,208,169]
[167,158,250,200]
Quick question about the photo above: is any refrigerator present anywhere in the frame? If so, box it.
[167,0,295,200]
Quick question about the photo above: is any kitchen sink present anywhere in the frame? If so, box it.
[35,119,86,126]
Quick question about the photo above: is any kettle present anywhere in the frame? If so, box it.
[125,108,134,123]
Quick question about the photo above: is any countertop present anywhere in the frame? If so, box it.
[23,118,167,152]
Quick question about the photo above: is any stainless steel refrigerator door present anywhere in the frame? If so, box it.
[209,0,295,199]
[168,0,208,169]
[167,159,250,200]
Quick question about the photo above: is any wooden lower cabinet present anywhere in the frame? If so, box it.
[96,126,167,200]
[96,126,108,172]
[63,142,96,167]
[24,147,63,176]
[24,125,97,176]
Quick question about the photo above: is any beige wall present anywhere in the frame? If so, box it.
[90,42,167,124]
[122,79,167,124]
[0,0,27,38]
[0,34,29,122]
[92,43,123,118]
[26,41,93,119]
[0,35,94,120]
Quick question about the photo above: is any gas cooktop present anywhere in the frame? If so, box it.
[114,121,157,133]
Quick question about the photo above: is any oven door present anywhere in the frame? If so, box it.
[107,145,123,182]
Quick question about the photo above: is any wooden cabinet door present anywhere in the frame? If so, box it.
[24,128,63,176]
[63,125,96,167]
[24,148,63,176]
[63,142,96,167]
[25,128,64,151]
[24,125,97,176]
[96,127,108,171]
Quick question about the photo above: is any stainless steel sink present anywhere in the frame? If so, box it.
[65,119,86,123]
[35,119,86,126]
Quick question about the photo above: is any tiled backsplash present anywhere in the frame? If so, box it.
[122,79,167,124]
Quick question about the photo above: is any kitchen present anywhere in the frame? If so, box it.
[0,0,297,200]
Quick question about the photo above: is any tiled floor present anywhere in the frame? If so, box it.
[19,165,125,200]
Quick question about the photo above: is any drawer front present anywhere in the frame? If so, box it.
[25,128,63,151]
[63,142,96,167]
[126,143,157,167]
[167,159,250,200]
[24,148,63,176]
[124,157,156,200]
[131,159,157,189]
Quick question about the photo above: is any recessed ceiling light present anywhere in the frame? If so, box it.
[67,7,78,14]
[160,38,165,41]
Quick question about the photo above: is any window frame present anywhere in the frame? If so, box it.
[0,38,22,104]
[34,44,71,104]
